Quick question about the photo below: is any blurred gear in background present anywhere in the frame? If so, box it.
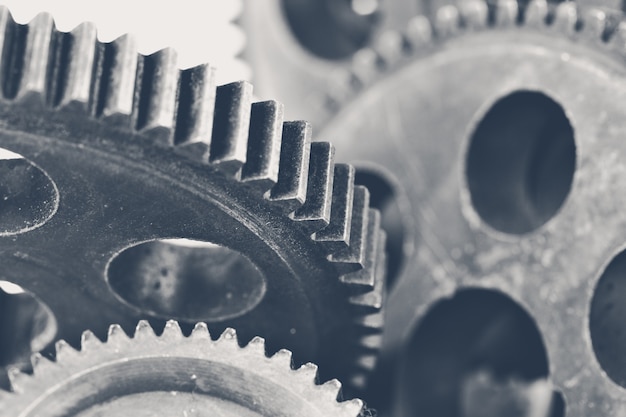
[0,5,385,400]
[1,320,368,417]
[243,0,626,416]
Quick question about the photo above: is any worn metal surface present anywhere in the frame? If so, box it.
[0,320,366,417]
[315,0,626,415]
[0,7,386,395]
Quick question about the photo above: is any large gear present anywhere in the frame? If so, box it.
[0,7,385,394]
[0,320,368,417]
[305,0,626,415]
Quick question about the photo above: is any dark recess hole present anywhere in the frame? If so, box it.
[108,240,267,323]
[398,288,563,417]
[281,0,381,60]
[590,248,626,388]
[0,282,56,390]
[466,90,576,235]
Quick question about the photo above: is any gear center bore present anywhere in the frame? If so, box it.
[107,239,267,322]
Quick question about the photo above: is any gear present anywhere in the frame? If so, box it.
[0,8,385,394]
[241,0,421,122]
[311,0,626,415]
[0,320,368,417]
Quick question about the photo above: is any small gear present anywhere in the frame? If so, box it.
[0,8,385,393]
[312,0,626,415]
[0,320,368,417]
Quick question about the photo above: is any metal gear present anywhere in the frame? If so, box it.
[241,0,421,121]
[0,320,368,417]
[310,0,626,415]
[0,8,385,394]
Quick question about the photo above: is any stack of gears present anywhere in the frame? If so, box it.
[1,0,626,415]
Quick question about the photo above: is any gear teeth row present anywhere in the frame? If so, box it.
[325,0,626,112]
[0,7,383,270]
[2,321,365,417]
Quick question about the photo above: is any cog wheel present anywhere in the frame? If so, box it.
[0,7,385,394]
[241,0,421,122]
[314,0,626,415]
[0,320,368,417]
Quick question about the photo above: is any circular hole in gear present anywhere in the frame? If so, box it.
[354,167,406,288]
[589,248,626,388]
[465,91,576,235]
[398,288,563,417]
[0,281,57,390]
[107,239,267,322]
[281,0,381,60]
[0,149,58,235]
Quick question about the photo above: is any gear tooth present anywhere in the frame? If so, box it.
[580,8,607,43]
[245,336,267,356]
[340,398,365,416]
[296,362,319,382]
[354,353,377,372]
[54,339,78,361]
[107,323,130,343]
[434,5,460,37]
[136,47,179,143]
[15,12,54,104]
[189,322,212,340]
[98,33,138,124]
[342,209,382,291]
[269,121,311,212]
[217,327,239,345]
[241,100,285,191]
[209,81,253,175]
[552,2,578,36]
[0,8,17,98]
[315,164,355,251]
[271,349,294,369]
[30,352,55,377]
[293,142,335,232]
[350,48,380,85]
[494,0,518,27]
[359,334,383,351]
[329,186,370,272]
[405,15,433,49]
[190,322,211,340]
[354,309,384,332]
[161,320,183,340]
[80,329,102,350]
[524,0,548,27]
[459,0,488,30]
[318,379,343,404]
[373,30,405,66]
[58,21,97,110]
[173,64,217,155]
[349,373,368,392]
[7,367,28,393]
[134,320,156,339]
